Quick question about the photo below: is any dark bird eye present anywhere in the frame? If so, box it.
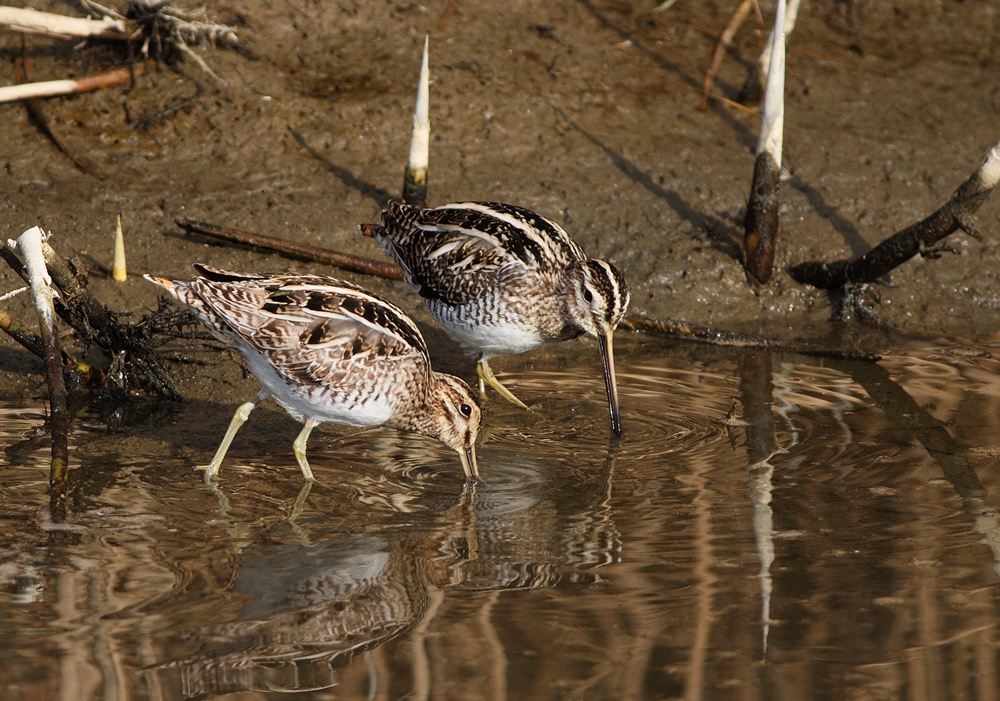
[460,403,473,417]
[583,289,594,303]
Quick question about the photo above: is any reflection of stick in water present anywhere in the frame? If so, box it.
[739,352,779,657]
[833,358,1000,574]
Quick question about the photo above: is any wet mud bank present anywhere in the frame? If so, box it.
[1,0,999,400]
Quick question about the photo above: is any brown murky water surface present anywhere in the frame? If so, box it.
[2,0,1000,699]
[2,337,1000,699]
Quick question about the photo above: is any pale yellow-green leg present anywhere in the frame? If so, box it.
[292,418,318,483]
[477,358,529,410]
[198,389,269,483]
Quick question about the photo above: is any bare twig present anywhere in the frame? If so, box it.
[172,40,224,85]
[0,3,238,49]
[124,0,238,84]
[13,227,70,520]
[0,62,147,104]
[655,66,759,113]
[126,0,238,52]
[0,309,47,361]
[652,0,680,11]
[175,218,407,280]
[0,3,237,86]
[789,139,1000,290]
[699,0,755,112]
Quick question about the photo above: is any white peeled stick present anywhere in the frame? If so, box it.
[13,227,56,330]
[0,6,130,39]
[757,0,787,167]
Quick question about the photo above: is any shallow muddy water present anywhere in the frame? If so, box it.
[1,0,1000,698]
[1,335,999,700]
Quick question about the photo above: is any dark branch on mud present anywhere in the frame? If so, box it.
[790,142,1000,290]
[175,219,406,281]
[742,151,781,285]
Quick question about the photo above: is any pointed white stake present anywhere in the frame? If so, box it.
[402,36,430,207]
[112,214,127,282]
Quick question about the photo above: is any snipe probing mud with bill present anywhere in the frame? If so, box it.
[365,201,630,436]
[145,265,482,483]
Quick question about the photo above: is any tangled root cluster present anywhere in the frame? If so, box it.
[124,0,237,63]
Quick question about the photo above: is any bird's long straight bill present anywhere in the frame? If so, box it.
[460,444,481,482]
[598,332,623,437]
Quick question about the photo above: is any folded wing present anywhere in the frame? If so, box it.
[375,201,585,305]
[190,266,430,388]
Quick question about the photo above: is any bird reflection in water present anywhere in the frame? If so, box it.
[145,446,620,698]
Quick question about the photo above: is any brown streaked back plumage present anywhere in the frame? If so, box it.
[372,201,587,306]
[157,264,431,392]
